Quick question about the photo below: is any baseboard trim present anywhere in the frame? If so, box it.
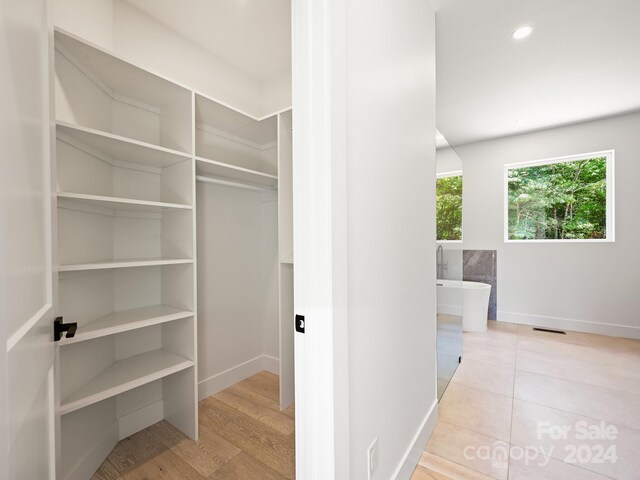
[198,354,280,400]
[118,400,164,440]
[392,398,439,480]
[64,422,118,480]
[498,311,640,340]
[261,354,280,374]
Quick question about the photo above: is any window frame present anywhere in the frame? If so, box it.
[503,150,615,243]
[436,170,463,243]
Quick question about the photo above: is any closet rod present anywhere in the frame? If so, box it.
[196,175,277,192]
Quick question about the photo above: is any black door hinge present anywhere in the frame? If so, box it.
[295,314,305,334]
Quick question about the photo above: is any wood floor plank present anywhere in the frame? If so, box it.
[200,396,295,479]
[108,427,170,473]
[227,383,295,419]
[257,370,280,385]
[411,465,439,480]
[206,451,289,480]
[213,388,295,435]
[148,420,241,478]
[236,371,280,402]
[284,404,295,419]
[228,383,287,413]
[95,372,295,480]
[91,459,123,480]
[121,449,203,480]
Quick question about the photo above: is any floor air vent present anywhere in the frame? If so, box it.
[533,327,566,335]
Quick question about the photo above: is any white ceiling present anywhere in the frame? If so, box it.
[435,0,640,146]
[124,0,291,83]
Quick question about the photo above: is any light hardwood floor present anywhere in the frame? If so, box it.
[412,322,640,480]
[91,371,295,480]
[92,325,640,480]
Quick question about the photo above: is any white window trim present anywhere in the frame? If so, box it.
[436,170,463,179]
[503,150,615,243]
[436,171,463,242]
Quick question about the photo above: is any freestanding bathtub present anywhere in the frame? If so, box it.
[437,279,492,332]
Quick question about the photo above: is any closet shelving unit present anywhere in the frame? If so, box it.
[53,26,294,480]
[194,94,279,189]
[193,94,294,410]
[54,28,197,480]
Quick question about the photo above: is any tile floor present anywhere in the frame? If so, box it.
[413,322,640,480]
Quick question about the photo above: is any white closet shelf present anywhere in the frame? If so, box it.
[196,156,278,187]
[60,349,193,415]
[59,305,194,345]
[58,258,193,272]
[56,121,192,168]
[57,192,192,213]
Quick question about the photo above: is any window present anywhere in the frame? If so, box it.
[436,172,463,241]
[505,150,614,242]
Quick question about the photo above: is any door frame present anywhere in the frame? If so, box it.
[292,0,350,478]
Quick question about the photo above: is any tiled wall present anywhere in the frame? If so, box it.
[463,250,497,320]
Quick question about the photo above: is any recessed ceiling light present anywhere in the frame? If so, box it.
[512,25,533,40]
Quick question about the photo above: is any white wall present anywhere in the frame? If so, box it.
[53,0,115,48]
[196,185,279,397]
[112,1,263,116]
[292,0,436,476]
[436,146,462,175]
[346,0,438,478]
[263,72,293,118]
[53,0,291,117]
[455,112,640,338]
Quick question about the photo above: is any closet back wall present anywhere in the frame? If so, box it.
[196,185,279,398]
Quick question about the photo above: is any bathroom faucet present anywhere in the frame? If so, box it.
[437,244,448,279]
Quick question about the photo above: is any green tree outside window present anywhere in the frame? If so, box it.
[507,157,607,240]
[436,175,463,241]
